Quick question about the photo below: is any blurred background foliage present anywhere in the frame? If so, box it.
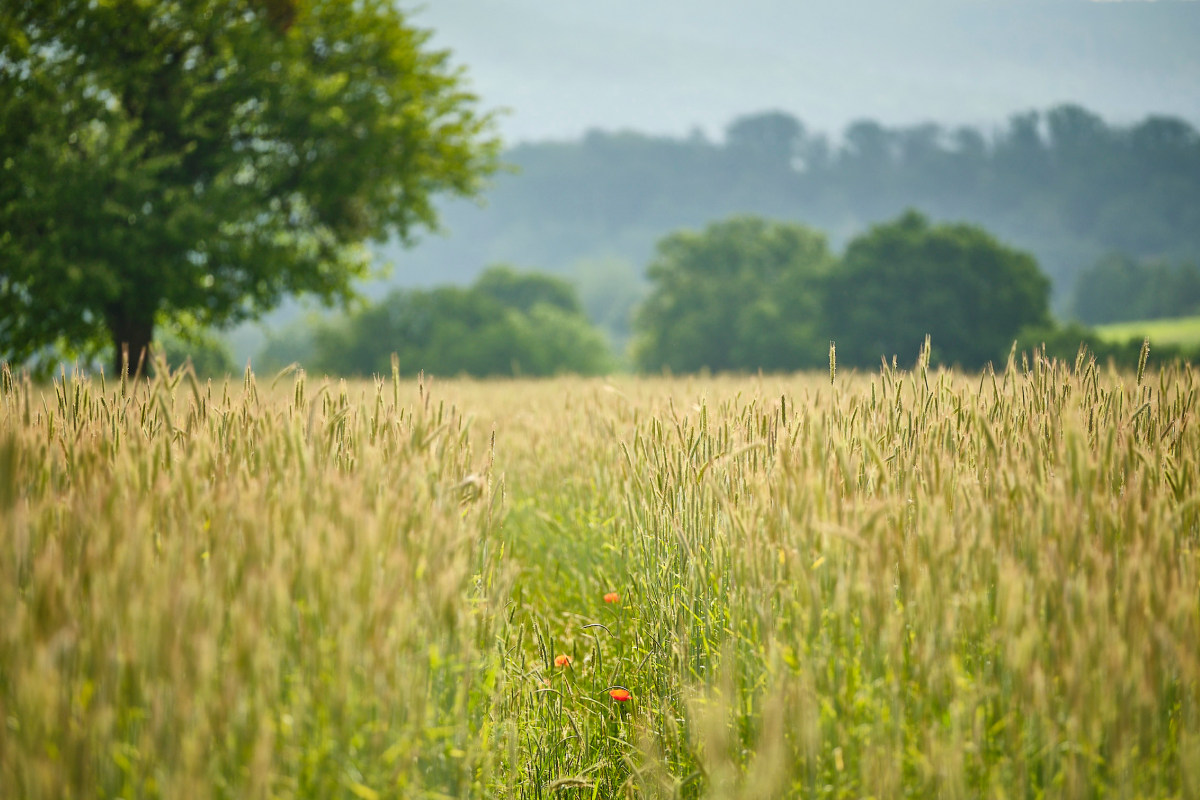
[382,105,1200,312]
[154,321,236,379]
[823,211,1051,370]
[244,210,1192,379]
[7,40,1198,379]
[256,267,612,378]
[632,217,835,374]
[277,102,1195,379]
[1070,253,1200,325]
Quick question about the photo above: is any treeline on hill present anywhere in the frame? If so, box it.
[1070,253,1200,324]
[388,105,1200,308]
[216,212,1190,380]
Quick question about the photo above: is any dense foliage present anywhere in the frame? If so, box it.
[1070,253,1200,324]
[306,266,611,377]
[278,214,1189,378]
[390,105,1200,303]
[827,211,1051,369]
[473,264,584,316]
[633,218,834,373]
[633,212,1050,373]
[0,0,497,374]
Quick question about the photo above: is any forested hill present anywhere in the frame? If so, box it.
[380,105,1200,304]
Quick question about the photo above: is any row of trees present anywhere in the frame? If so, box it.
[633,212,1050,373]
[236,211,1178,379]
[391,106,1200,299]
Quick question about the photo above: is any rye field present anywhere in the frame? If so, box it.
[2,348,1199,800]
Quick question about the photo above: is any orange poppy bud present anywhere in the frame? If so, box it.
[603,592,620,604]
[554,654,571,667]
[609,688,631,702]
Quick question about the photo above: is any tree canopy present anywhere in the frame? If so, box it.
[632,217,833,373]
[306,266,611,378]
[826,211,1051,369]
[0,0,498,374]
[473,264,584,316]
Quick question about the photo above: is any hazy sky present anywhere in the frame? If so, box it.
[406,0,1200,143]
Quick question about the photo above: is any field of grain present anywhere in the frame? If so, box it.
[2,348,1199,799]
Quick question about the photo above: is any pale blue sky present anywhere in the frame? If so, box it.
[406,0,1200,142]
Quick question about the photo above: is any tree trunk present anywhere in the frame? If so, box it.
[107,308,155,379]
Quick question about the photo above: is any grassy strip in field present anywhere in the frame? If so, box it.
[2,352,1199,798]
[1094,314,1200,348]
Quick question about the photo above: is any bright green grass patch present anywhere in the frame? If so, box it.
[1094,314,1200,347]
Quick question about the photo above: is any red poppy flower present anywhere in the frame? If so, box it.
[609,688,631,702]
[554,654,571,668]
[603,592,620,604]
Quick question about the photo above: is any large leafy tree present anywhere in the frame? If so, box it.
[826,210,1050,369]
[0,0,498,373]
[633,217,833,373]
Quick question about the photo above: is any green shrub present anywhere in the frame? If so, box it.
[474,264,584,315]
[309,268,612,377]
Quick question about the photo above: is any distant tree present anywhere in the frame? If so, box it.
[633,217,833,373]
[383,104,1200,302]
[0,0,498,375]
[1130,116,1199,173]
[840,120,897,217]
[1047,105,1110,156]
[725,111,804,166]
[826,210,1050,368]
[310,269,611,377]
[1070,254,1145,324]
[990,111,1048,206]
[474,265,583,315]
[1071,253,1200,324]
